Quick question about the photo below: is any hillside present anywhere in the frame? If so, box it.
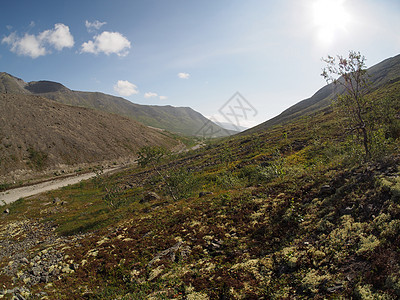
[0,93,180,183]
[0,65,399,298]
[0,73,233,137]
[245,53,400,134]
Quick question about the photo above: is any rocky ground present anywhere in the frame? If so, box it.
[0,214,90,299]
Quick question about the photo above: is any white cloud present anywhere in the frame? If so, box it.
[2,32,46,58]
[114,80,138,97]
[178,72,190,79]
[144,92,158,98]
[1,23,74,59]
[85,20,107,32]
[81,31,131,56]
[39,23,74,50]
[144,92,168,100]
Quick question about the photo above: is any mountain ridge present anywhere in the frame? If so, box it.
[244,53,400,134]
[0,72,234,137]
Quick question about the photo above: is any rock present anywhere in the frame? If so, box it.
[124,184,134,190]
[199,191,213,197]
[148,265,164,281]
[30,265,41,276]
[53,197,61,204]
[61,265,74,274]
[206,239,224,256]
[327,285,344,293]
[20,257,29,264]
[4,208,10,214]
[16,293,27,300]
[320,184,334,195]
[141,192,160,203]
[148,241,188,267]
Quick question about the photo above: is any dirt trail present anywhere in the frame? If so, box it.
[0,167,120,205]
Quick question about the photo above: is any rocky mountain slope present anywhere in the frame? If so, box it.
[0,73,232,137]
[0,93,180,182]
[245,53,400,134]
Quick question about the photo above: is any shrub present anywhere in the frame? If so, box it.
[165,168,197,199]
[238,165,268,185]
[215,171,244,189]
[103,185,124,209]
[27,147,48,170]
[136,146,169,167]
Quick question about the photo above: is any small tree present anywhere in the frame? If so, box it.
[136,146,179,200]
[136,146,169,167]
[321,51,371,160]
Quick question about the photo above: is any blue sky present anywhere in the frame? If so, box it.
[1,0,399,128]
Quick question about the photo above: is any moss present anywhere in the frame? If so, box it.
[357,234,380,255]
[301,269,330,294]
[354,284,393,300]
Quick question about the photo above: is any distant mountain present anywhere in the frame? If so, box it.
[0,93,180,178]
[0,73,234,137]
[245,54,400,134]
[216,121,248,132]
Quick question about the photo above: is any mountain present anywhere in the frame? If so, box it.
[0,93,180,180]
[245,53,400,134]
[217,121,248,132]
[0,73,233,137]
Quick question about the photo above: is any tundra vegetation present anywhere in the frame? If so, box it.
[0,54,400,299]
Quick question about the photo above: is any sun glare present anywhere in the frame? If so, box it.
[312,0,350,44]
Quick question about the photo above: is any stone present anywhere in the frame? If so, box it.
[148,241,184,267]
[148,265,164,281]
[320,184,334,195]
[20,257,29,264]
[140,192,160,203]
[16,293,27,300]
[53,197,61,204]
[4,208,10,214]
[199,191,213,197]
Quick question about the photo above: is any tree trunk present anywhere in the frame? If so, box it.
[362,127,370,160]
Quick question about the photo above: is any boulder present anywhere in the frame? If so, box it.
[140,192,160,203]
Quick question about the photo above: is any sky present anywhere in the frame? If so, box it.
[1,0,399,129]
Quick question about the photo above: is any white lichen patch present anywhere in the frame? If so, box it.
[190,220,201,227]
[86,249,99,257]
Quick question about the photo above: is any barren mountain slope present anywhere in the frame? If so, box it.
[0,93,180,179]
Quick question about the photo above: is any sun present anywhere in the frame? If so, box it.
[312,0,351,44]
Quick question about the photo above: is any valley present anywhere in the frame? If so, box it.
[0,53,400,299]
[0,92,185,185]
[0,165,123,205]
